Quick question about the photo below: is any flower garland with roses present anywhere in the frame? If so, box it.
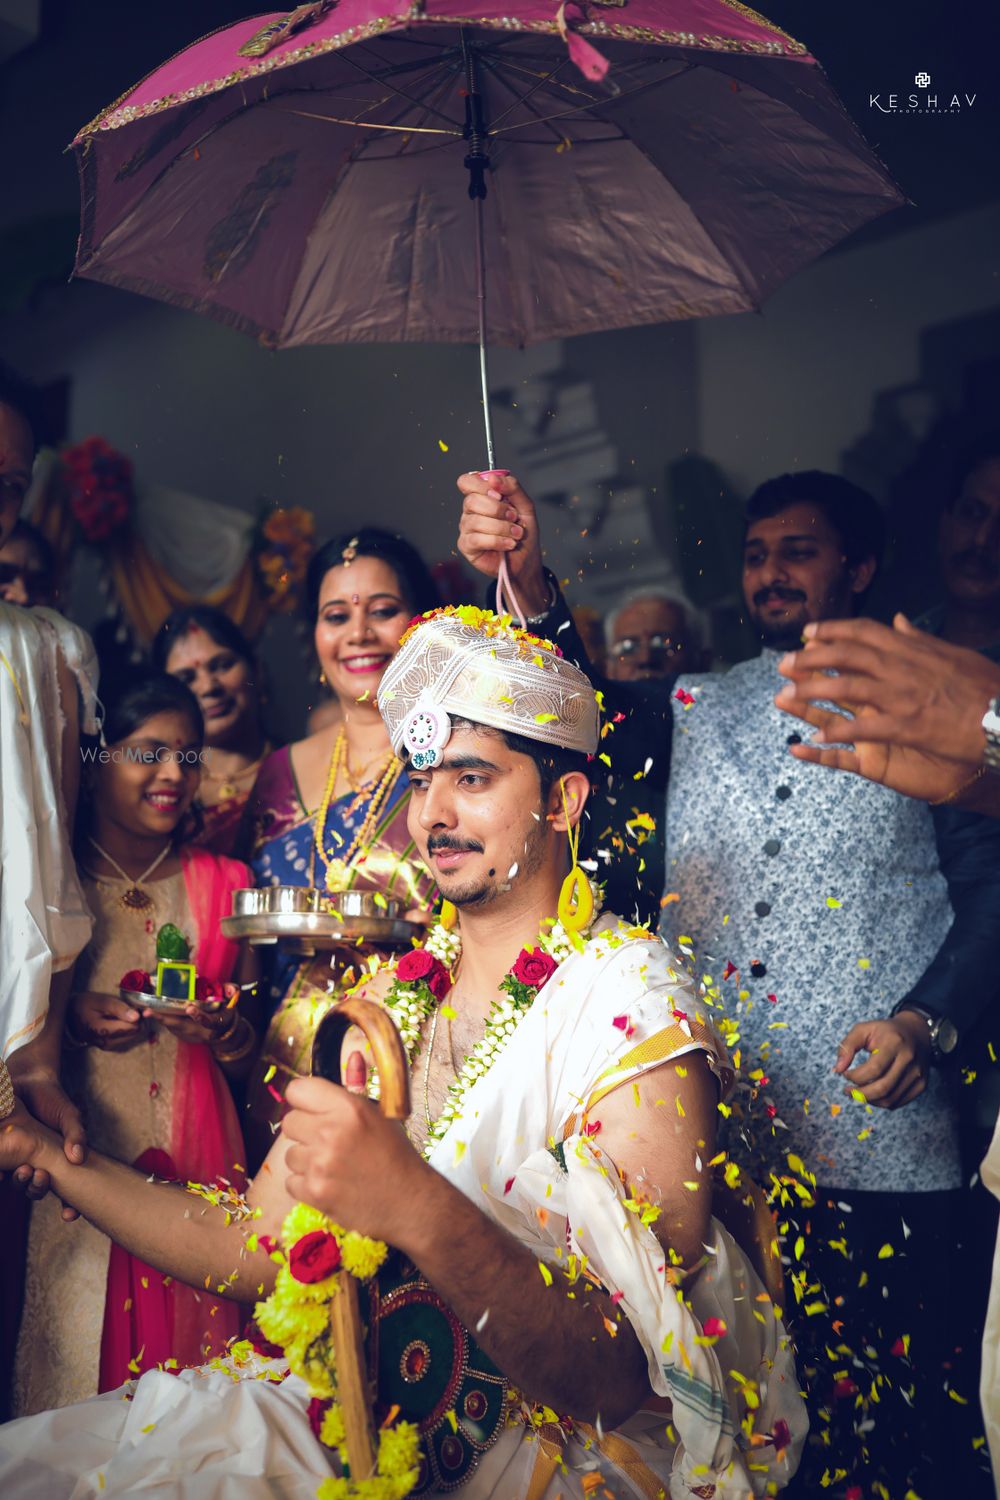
[253,1204,421,1500]
[369,903,598,1151]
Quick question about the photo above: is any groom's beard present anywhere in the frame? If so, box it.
[429,818,548,908]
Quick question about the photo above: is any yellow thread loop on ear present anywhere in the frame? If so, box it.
[559,776,580,867]
[558,865,594,933]
[557,777,593,933]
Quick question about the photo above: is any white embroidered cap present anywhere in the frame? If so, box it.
[378,609,599,765]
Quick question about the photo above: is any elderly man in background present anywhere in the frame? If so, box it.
[605,590,703,681]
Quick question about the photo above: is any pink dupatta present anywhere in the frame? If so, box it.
[99,849,250,1389]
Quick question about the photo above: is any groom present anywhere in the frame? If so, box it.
[0,607,803,1498]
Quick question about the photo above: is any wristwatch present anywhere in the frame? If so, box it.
[898,1004,959,1063]
[983,696,1000,773]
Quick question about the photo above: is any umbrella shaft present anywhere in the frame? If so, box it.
[461,35,495,468]
[475,193,495,469]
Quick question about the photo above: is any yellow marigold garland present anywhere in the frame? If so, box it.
[254,1204,419,1499]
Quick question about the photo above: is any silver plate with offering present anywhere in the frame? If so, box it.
[119,988,226,1019]
[221,886,418,952]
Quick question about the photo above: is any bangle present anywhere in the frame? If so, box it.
[931,764,987,806]
[63,1009,90,1050]
[210,1010,240,1048]
[212,1015,256,1065]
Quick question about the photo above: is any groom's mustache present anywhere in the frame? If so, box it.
[426,834,484,854]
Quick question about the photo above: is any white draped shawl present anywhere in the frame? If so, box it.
[0,606,98,1058]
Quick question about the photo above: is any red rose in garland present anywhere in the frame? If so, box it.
[396,949,435,982]
[306,1395,331,1440]
[425,962,451,1000]
[396,949,451,999]
[511,947,558,990]
[288,1229,342,1283]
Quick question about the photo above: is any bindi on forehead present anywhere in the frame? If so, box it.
[173,626,223,669]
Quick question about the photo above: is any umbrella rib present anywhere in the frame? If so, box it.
[279,107,461,135]
[331,45,464,128]
[480,56,589,147]
[389,63,466,155]
[491,62,696,137]
[485,54,576,132]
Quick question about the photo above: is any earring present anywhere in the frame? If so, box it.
[319,670,327,686]
[556,779,594,936]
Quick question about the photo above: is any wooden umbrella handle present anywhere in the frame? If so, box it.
[311,997,412,1480]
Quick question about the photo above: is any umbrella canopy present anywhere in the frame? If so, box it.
[72,0,903,349]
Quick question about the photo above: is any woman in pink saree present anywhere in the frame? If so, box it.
[14,675,260,1417]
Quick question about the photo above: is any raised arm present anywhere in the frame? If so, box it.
[281,1052,715,1426]
[455,471,673,761]
[1,1093,288,1301]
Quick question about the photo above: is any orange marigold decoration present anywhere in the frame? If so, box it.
[254,504,315,612]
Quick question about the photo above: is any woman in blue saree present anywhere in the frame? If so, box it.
[241,528,438,1168]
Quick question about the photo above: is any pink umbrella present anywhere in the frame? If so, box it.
[72,0,902,473]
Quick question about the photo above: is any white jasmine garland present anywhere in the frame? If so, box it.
[375,901,601,1154]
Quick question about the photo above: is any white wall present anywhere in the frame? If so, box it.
[697,201,1000,495]
[1,275,700,733]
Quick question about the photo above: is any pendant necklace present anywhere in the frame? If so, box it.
[87,836,173,914]
[202,743,271,802]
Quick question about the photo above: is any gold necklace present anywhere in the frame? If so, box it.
[312,729,400,893]
[201,743,271,802]
[344,744,394,793]
[87,836,173,914]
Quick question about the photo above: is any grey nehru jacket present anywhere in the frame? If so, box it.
[660,649,960,1194]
